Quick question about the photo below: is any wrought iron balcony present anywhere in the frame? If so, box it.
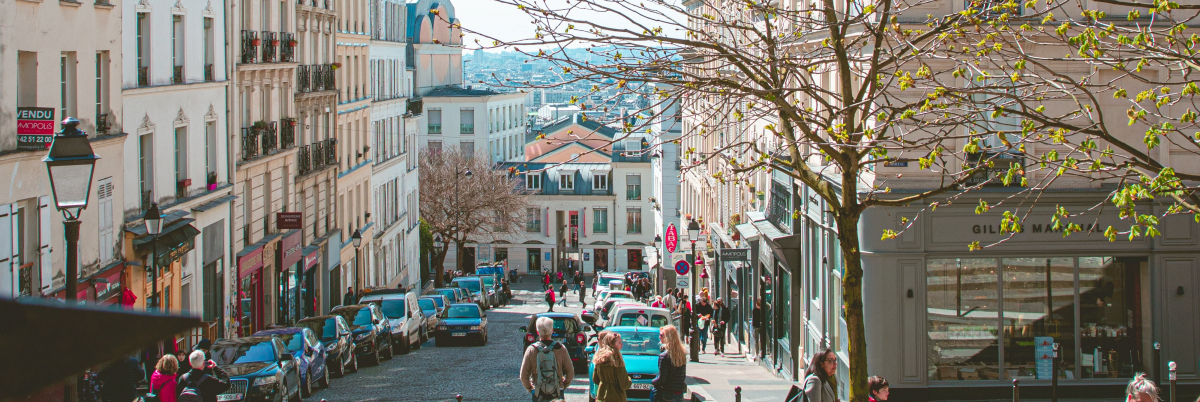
[261,122,279,155]
[262,31,278,63]
[242,127,261,160]
[280,32,296,62]
[172,65,184,84]
[241,30,259,64]
[280,118,297,148]
[96,113,111,135]
[298,145,313,175]
[137,66,149,87]
[298,65,312,92]
[320,65,335,90]
[204,64,214,81]
[323,138,336,165]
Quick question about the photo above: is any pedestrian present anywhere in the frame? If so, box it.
[545,287,556,312]
[868,376,889,402]
[694,297,713,354]
[176,350,231,402]
[651,325,688,402]
[342,286,356,306]
[592,331,631,402]
[174,351,192,381]
[443,271,452,285]
[1125,373,1159,402]
[502,280,513,305]
[802,349,839,402]
[664,289,676,312]
[148,355,179,402]
[98,354,142,402]
[579,280,587,305]
[559,280,569,307]
[543,272,551,291]
[752,297,765,360]
[712,298,730,356]
[520,317,575,402]
[651,296,664,308]
[675,301,690,350]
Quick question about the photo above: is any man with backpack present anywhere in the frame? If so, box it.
[176,350,231,402]
[520,317,574,402]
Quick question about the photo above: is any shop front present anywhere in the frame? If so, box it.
[131,217,201,312]
[236,244,265,336]
[742,210,803,382]
[276,230,303,325]
[301,246,321,318]
[860,197,1200,399]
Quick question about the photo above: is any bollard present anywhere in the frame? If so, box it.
[1154,342,1162,386]
[1051,343,1059,402]
[455,394,463,402]
[1169,361,1177,402]
[735,386,742,402]
[1013,379,1020,402]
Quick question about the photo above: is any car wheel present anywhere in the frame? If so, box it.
[414,331,424,349]
[373,342,383,365]
[319,366,330,388]
[290,382,303,402]
[398,334,411,354]
[347,353,359,373]
[301,372,312,397]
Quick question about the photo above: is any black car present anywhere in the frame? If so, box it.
[519,312,592,371]
[330,303,394,365]
[295,315,359,377]
[210,336,302,402]
[435,303,489,346]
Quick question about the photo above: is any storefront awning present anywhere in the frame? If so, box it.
[133,218,200,252]
[0,298,200,400]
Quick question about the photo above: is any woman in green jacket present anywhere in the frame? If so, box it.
[592,331,632,402]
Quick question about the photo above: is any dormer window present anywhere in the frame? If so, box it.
[559,173,574,190]
[593,174,608,190]
[526,174,541,190]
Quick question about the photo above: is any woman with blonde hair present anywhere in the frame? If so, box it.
[591,330,631,402]
[651,325,688,402]
[1125,373,1158,402]
[148,354,179,402]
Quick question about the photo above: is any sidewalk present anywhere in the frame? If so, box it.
[686,337,795,402]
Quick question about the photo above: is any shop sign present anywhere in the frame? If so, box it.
[277,212,303,230]
[304,250,320,271]
[238,246,265,279]
[94,267,123,301]
[16,107,54,151]
[930,210,1129,245]
[278,230,303,268]
[719,248,750,262]
[157,238,194,268]
[665,224,678,253]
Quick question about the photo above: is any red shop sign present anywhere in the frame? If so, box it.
[665,223,678,253]
[238,246,265,279]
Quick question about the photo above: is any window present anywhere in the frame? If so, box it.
[427,140,442,153]
[592,208,608,233]
[175,126,188,185]
[204,18,214,81]
[139,134,154,205]
[95,52,108,125]
[626,174,641,200]
[172,15,184,84]
[626,207,642,234]
[526,173,541,190]
[96,178,115,263]
[526,208,541,232]
[559,173,574,190]
[460,108,474,134]
[136,13,149,86]
[428,109,442,134]
[593,173,608,191]
[17,52,38,107]
[460,141,474,157]
[60,53,76,121]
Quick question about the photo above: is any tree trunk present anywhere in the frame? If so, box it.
[432,243,450,288]
[835,212,868,402]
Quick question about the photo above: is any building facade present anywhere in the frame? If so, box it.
[335,0,374,300]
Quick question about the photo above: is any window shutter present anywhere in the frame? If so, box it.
[38,196,53,294]
[581,208,587,237]
[98,179,114,264]
[0,204,12,297]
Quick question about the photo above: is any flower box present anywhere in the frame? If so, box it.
[288,40,298,46]
[251,39,261,46]
[179,178,192,187]
[330,62,342,70]
[207,183,219,191]
[271,40,280,45]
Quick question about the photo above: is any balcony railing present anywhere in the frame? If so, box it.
[172,65,184,84]
[298,65,312,92]
[428,124,442,134]
[460,124,474,134]
[137,66,149,87]
[280,32,296,62]
[298,146,313,175]
[320,65,335,90]
[204,64,214,81]
[96,113,111,135]
[280,118,296,148]
[241,30,259,64]
[261,122,279,155]
[262,31,278,63]
[241,128,260,160]
[141,190,152,212]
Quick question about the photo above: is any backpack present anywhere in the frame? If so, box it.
[142,380,169,402]
[545,289,555,303]
[532,341,564,398]
[177,374,204,402]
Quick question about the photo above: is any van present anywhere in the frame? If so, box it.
[359,291,426,353]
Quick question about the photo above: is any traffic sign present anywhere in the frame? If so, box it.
[665,224,678,253]
[676,278,689,289]
[674,260,690,276]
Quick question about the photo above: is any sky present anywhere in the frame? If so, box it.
[451,0,685,52]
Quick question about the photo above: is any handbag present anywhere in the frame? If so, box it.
[142,380,170,402]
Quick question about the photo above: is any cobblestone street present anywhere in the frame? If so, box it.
[313,278,596,402]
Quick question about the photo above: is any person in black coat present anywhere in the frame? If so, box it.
[752,297,765,359]
[177,351,231,402]
[711,298,732,356]
[99,355,143,402]
[651,325,689,402]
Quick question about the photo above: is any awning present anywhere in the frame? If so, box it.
[0,298,200,400]
[133,219,201,266]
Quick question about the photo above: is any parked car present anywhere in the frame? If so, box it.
[594,290,634,312]
[585,326,662,402]
[416,297,442,335]
[252,328,328,397]
[594,273,624,291]
[210,336,302,402]
[295,315,358,377]
[429,288,461,303]
[330,303,394,364]
[603,306,674,330]
[519,312,593,371]
[477,274,501,307]
[359,290,426,354]
[435,303,489,346]
[597,300,646,325]
[451,277,488,311]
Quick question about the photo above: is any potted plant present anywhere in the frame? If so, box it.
[252,120,269,130]
[288,119,298,127]
[288,39,298,46]
[331,62,342,70]
[251,38,261,46]
[684,213,693,220]
[207,172,218,190]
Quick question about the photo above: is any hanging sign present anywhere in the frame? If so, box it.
[665,224,678,253]
[719,248,750,262]
[16,107,55,151]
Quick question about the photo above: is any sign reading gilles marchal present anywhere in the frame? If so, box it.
[16,107,55,151]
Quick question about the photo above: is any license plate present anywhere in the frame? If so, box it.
[452,332,467,337]
[217,394,243,401]
[630,383,652,390]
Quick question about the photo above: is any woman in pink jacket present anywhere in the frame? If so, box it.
[149,354,179,402]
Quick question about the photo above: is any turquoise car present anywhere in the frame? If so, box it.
[585,326,662,401]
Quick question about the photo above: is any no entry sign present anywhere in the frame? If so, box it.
[674,260,690,276]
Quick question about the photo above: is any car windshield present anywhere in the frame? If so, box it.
[436,290,456,300]
[335,308,374,326]
[481,276,495,287]
[418,299,436,310]
[446,305,480,318]
[296,319,337,339]
[618,313,670,327]
[271,333,306,352]
[614,331,662,356]
[427,297,446,308]
[211,341,276,365]
[455,280,481,292]
[374,299,406,319]
[609,293,631,300]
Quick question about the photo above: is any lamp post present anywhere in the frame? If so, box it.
[143,203,163,309]
[434,234,444,286]
[686,219,701,362]
[351,229,362,294]
[653,234,663,294]
[42,117,100,302]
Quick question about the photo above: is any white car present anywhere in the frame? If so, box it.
[605,305,675,329]
[594,290,634,312]
[359,291,426,354]
[598,299,646,325]
[594,273,624,292]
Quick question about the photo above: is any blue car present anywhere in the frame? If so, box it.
[254,327,328,397]
[586,326,662,402]
[296,315,359,377]
[435,303,489,346]
[210,336,302,402]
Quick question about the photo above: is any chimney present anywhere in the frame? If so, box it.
[573,113,579,124]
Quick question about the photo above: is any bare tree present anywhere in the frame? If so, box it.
[419,148,531,287]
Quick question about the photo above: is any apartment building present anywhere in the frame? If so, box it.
[119,0,233,338]
[1,0,127,304]
[228,0,303,335]
[648,86,682,293]
[368,0,421,289]
[335,0,374,301]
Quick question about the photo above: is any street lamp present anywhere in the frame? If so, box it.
[653,234,664,295]
[686,218,701,362]
[433,234,445,285]
[42,117,100,301]
[143,203,163,309]
[351,229,362,292]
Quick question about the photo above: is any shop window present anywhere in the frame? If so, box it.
[1002,257,1075,380]
[777,267,791,347]
[927,258,1000,381]
[1078,257,1149,379]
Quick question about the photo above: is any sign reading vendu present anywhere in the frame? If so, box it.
[665,223,678,253]
[17,107,55,151]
